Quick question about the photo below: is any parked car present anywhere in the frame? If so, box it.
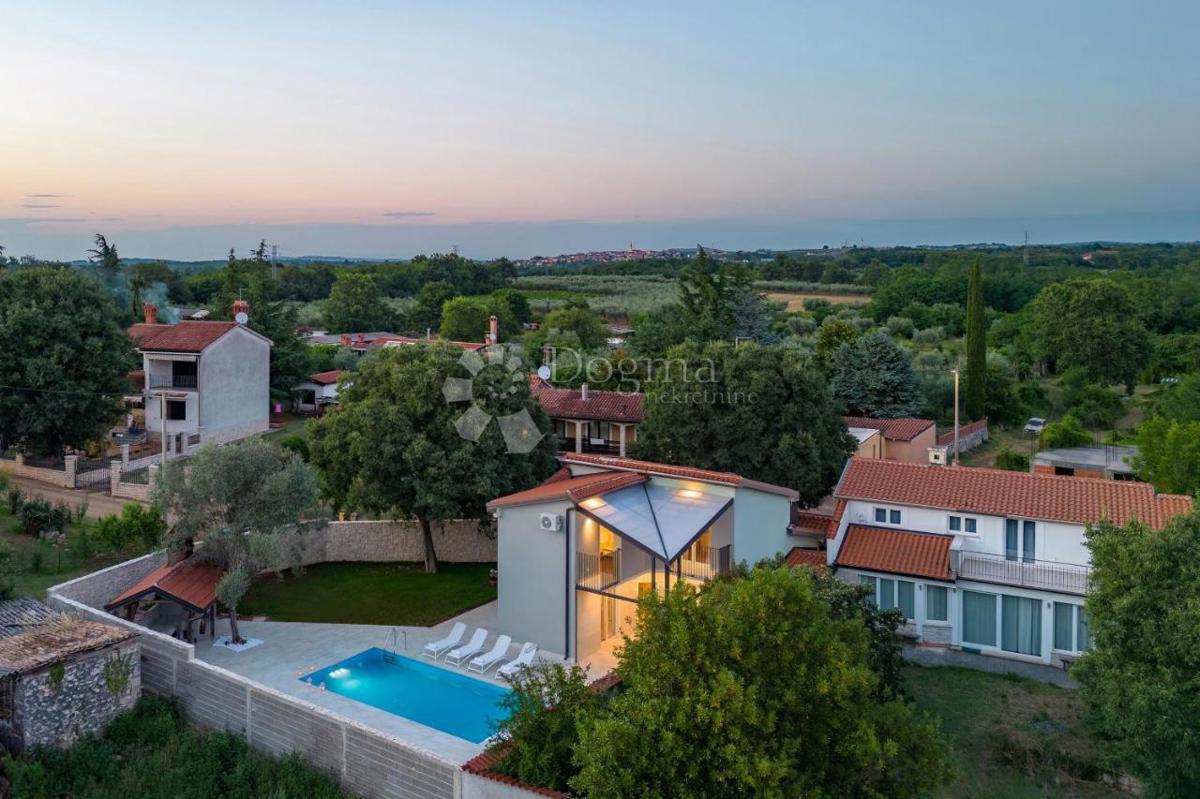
[1023,417,1047,434]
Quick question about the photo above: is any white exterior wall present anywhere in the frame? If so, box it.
[730,487,793,566]
[143,353,201,435]
[495,501,571,656]
[831,496,1093,667]
[197,327,270,440]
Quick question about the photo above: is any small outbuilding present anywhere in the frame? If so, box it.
[0,598,139,751]
[105,558,221,642]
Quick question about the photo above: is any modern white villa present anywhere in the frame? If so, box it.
[487,452,798,666]
[128,300,273,447]
[790,457,1193,667]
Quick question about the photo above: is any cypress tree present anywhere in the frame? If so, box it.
[964,259,987,420]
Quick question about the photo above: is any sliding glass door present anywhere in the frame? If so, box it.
[1001,595,1042,656]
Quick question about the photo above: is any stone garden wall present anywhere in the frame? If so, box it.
[304,519,497,565]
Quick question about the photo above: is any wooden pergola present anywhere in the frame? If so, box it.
[105,558,222,642]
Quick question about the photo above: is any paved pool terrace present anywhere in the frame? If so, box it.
[193,601,570,763]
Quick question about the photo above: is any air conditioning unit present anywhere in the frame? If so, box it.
[928,447,948,466]
[540,513,564,532]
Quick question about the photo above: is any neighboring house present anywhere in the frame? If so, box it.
[304,316,498,355]
[0,598,139,751]
[842,417,937,464]
[293,370,348,414]
[848,426,883,459]
[129,301,272,447]
[808,457,1191,667]
[487,452,798,664]
[530,378,644,456]
[1032,445,1139,481]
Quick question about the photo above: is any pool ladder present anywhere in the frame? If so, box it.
[383,628,407,664]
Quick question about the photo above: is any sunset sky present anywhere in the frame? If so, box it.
[2,1,1198,260]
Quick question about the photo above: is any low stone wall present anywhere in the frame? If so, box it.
[1,454,76,488]
[50,550,167,610]
[16,636,141,750]
[304,520,497,565]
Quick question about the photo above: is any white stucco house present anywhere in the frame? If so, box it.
[790,457,1192,668]
[293,370,347,415]
[128,302,273,448]
[486,452,798,667]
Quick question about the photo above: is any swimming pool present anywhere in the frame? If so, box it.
[300,648,510,743]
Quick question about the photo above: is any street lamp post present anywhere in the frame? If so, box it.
[951,368,960,466]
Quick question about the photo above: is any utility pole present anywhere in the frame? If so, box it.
[951,368,961,466]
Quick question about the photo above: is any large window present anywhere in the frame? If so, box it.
[962,590,997,647]
[926,586,949,621]
[1001,595,1042,656]
[1005,519,1036,562]
[1054,602,1092,652]
[860,575,915,620]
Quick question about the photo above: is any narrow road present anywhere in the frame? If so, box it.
[8,476,141,519]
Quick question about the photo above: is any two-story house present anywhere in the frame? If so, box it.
[529,378,644,456]
[128,302,272,448]
[487,452,797,668]
[805,458,1192,667]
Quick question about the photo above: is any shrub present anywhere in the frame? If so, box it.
[0,545,16,599]
[995,449,1030,472]
[95,503,167,553]
[18,498,66,537]
[6,486,22,516]
[1041,414,1092,450]
[0,470,8,491]
[492,662,603,792]
[279,435,310,462]
[785,315,816,336]
[886,316,915,338]
[913,326,945,345]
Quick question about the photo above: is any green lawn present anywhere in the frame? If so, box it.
[239,561,497,626]
[906,665,1122,799]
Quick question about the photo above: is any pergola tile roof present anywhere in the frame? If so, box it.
[835,524,953,581]
[107,559,222,614]
[309,370,346,385]
[836,457,1192,529]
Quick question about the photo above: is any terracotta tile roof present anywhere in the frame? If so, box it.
[487,471,646,510]
[106,559,222,613]
[129,321,241,353]
[559,452,800,500]
[791,510,836,538]
[379,336,485,352]
[530,377,644,423]
[786,547,828,570]
[843,417,935,442]
[836,524,953,580]
[309,370,346,385]
[836,457,1193,529]
[0,618,134,675]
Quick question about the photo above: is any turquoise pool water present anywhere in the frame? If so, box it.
[300,648,510,743]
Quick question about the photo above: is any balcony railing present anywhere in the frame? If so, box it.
[679,545,732,582]
[148,374,198,390]
[955,550,1090,596]
[577,549,621,591]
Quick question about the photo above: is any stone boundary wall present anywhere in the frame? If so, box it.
[937,418,989,455]
[305,520,497,565]
[1,454,76,488]
[48,553,468,799]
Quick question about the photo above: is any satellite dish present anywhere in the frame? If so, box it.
[536,365,552,381]
[235,311,249,325]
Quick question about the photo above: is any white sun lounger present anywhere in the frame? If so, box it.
[468,634,512,674]
[497,642,538,680]
[445,627,488,668]
[422,622,466,660]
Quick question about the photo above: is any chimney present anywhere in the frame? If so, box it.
[340,333,351,347]
[143,303,158,325]
[232,299,250,322]
[487,314,499,345]
[581,383,589,401]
